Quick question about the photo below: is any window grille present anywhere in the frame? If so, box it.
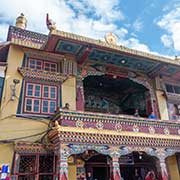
[14,154,56,180]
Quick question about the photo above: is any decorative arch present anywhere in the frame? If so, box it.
[77,64,158,116]
[130,77,157,116]
[121,146,178,180]
[66,144,110,157]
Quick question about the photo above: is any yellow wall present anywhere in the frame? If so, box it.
[0,143,14,171]
[156,90,169,120]
[167,155,180,180]
[68,165,76,180]
[0,45,50,171]
[0,45,24,118]
[0,116,49,170]
[0,116,49,140]
[62,77,76,110]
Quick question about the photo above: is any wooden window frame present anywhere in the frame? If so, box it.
[28,59,43,70]
[24,82,58,115]
[28,58,58,72]
[13,153,57,179]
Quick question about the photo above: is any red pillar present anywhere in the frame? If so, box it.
[159,159,168,180]
[57,145,69,180]
[76,78,84,111]
[111,158,121,180]
[58,157,68,180]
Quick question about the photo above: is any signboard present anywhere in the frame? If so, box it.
[0,165,8,180]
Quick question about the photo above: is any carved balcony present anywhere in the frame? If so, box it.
[53,109,180,136]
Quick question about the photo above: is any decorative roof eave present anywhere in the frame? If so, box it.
[54,109,180,127]
[49,125,180,140]
[50,29,180,67]
[53,109,180,136]
[18,67,68,83]
[10,38,43,49]
[48,125,180,148]
[15,141,54,153]
[7,26,48,50]
[0,41,10,48]
[22,47,65,61]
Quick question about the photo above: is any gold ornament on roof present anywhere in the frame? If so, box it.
[15,13,27,29]
[175,55,180,61]
[105,32,117,45]
[46,13,57,32]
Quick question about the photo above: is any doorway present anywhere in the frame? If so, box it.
[120,152,158,180]
[68,150,111,180]
[93,167,109,180]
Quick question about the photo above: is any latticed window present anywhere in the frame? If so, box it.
[39,155,54,173]
[14,154,56,180]
[19,155,36,173]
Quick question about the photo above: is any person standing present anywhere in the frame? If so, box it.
[145,171,155,180]
[86,172,94,180]
[133,168,142,180]
[134,109,140,117]
[148,111,157,120]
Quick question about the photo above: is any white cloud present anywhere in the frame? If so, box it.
[157,5,180,51]
[0,24,9,42]
[116,28,128,39]
[85,0,124,22]
[133,19,143,32]
[0,0,124,40]
[0,0,164,56]
[160,34,173,48]
[123,38,150,52]
[67,0,124,22]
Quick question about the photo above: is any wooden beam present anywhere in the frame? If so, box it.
[148,63,168,78]
[78,47,92,65]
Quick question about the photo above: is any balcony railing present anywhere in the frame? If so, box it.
[54,109,180,136]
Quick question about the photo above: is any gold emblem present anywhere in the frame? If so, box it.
[105,32,117,45]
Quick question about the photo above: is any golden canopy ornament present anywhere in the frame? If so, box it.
[46,13,57,32]
[105,32,117,45]
[15,13,27,29]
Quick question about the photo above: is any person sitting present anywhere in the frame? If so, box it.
[62,103,70,110]
[134,109,140,117]
[148,111,157,120]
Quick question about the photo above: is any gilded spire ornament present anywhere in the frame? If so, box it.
[46,13,57,32]
[15,13,27,29]
[105,32,117,45]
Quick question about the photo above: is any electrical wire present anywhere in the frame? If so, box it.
[0,128,52,143]
[0,113,51,125]
[0,115,54,143]
[16,114,50,125]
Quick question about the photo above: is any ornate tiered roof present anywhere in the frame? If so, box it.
[2,25,179,80]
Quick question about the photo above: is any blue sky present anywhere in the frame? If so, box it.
[0,0,180,57]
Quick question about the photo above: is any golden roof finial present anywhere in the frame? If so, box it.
[46,13,56,32]
[15,13,27,29]
[175,55,179,61]
[105,32,117,45]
